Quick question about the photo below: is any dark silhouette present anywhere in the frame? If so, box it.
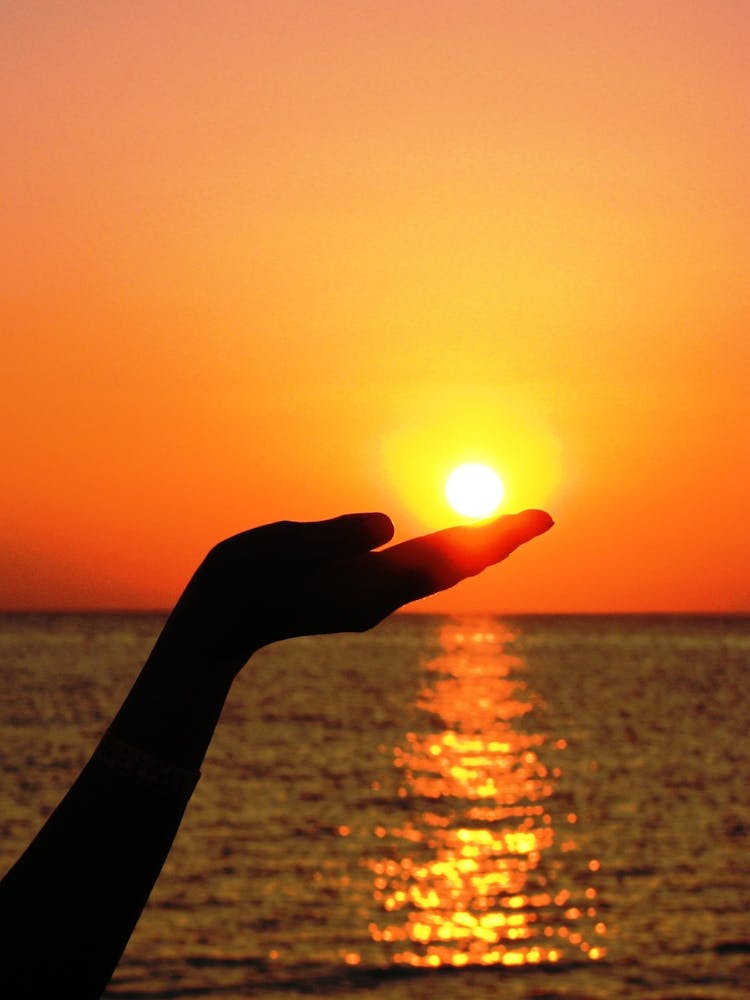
[0,508,553,997]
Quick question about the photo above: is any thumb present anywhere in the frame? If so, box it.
[191,512,395,585]
[288,512,395,564]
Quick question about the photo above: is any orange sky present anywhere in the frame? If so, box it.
[2,1,749,612]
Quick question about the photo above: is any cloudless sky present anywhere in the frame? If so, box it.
[2,1,749,612]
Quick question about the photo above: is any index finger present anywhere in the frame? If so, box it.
[372,509,554,608]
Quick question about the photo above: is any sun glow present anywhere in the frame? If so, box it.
[445,463,505,519]
[380,388,561,534]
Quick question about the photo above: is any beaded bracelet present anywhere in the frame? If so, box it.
[92,729,201,799]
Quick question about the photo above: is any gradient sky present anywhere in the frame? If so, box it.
[2,1,749,612]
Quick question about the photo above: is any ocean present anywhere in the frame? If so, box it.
[1,613,748,998]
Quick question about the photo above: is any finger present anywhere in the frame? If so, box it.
[369,509,554,609]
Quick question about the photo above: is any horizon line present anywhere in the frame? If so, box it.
[1,608,748,617]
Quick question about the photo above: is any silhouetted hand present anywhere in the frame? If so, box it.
[158,510,554,677]
[0,506,554,1000]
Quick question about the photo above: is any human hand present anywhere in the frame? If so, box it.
[157,510,553,678]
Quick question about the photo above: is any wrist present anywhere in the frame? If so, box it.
[91,728,201,799]
[110,643,236,774]
[152,606,260,684]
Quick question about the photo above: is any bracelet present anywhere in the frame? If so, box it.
[92,729,201,799]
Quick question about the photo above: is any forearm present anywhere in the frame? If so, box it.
[0,638,235,999]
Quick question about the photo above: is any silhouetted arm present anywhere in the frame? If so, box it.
[0,509,552,998]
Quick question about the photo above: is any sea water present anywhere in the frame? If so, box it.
[0,613,748,998]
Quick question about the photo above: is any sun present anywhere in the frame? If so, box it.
[445,462,505,519]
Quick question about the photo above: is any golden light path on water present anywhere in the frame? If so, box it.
[366,621,607,969]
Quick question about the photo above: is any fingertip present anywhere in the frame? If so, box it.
[299,512,395,558]
[466,508,554,567]
[363,511,395,547]
[517,509,555,535]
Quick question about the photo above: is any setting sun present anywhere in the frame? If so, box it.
[445,463,505,520]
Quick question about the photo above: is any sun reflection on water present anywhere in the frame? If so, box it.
[367,620,606,968]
